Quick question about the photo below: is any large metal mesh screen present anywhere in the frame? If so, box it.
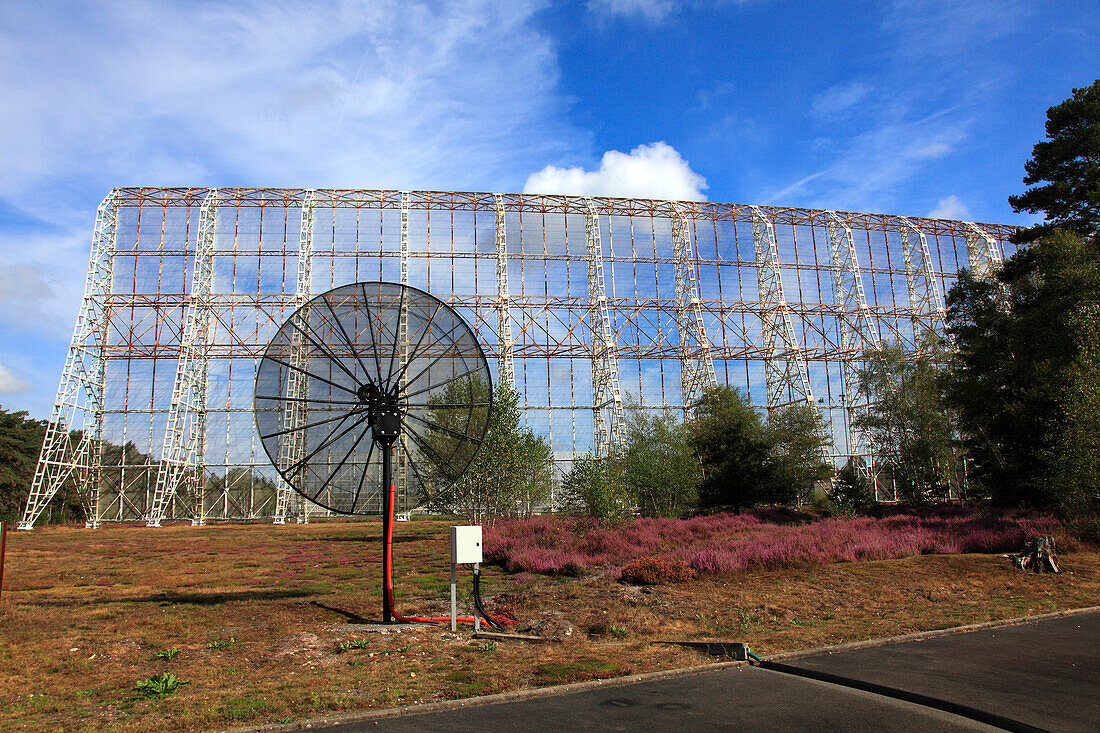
[25,188,1018,526]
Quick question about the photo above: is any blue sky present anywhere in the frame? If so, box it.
[0,0,1097,419]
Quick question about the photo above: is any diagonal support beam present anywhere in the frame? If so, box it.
[670,203,717,410]
[826,211,882,466]
[148,189,219,527]
[897,216,946,350]
[750,205,816,410]
[962,221,1004,284]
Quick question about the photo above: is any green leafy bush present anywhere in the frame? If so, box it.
[134,672,189,697]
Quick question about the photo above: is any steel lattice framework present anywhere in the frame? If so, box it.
[19,188,1017,528]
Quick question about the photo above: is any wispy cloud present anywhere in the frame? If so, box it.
[767,108,968,211]
[524,142,708,200]
[880,0,1028,59]
[586,0,762,23]
[587,0,677,22]
[812,81,872,119]
[0,261,72,340]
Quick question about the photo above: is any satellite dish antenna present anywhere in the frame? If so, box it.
[254,281,492,623]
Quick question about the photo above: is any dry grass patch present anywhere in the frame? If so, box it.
[0,518,1095,731]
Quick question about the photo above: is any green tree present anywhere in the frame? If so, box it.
[854,344,964,503]
[944,230,1100,510]
[621,407,699,518]
[561,453,630,519]
[831,457,874,512]
[687,386,772,513]
[1046,318,1100,517]
[766,402,833,505]
[1008,79,1100,245]
[0,408,87,524]
[0,407,47,523]
[424,383,552,521]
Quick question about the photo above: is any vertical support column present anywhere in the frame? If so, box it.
[825,211,882,470]
[274,190,316,524]
[20,191,121,530]
[897,216,945,349]
[963,221,1004,283]
[750,206,817,410]
[397,192,411,511]
[494,194,516,390]
[148,189,219,527]
[584,199,626,459]
[670,203,717,410]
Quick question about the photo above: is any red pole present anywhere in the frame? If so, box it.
[0,521,8,605]
[381,445,395,623]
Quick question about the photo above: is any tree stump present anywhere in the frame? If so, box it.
[1010,535,1060,574]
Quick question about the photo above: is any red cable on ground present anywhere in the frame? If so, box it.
[382,474,515,627]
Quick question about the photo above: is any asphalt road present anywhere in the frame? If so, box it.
[310,609,1099,733]
[779,609,1100,733]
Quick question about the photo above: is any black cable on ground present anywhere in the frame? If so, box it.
[473,566,506,631]
[754,659,1046,733]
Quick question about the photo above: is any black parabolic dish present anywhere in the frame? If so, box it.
[254,282,492,515]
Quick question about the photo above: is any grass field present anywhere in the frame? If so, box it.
[0,516,1096,732]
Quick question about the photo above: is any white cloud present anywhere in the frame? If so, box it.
[812,81,872,118]
[0,363,31,395]
[928,194,971,220]
[524,142,708,200]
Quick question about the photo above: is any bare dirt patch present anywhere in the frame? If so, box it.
[0,519,1096,731]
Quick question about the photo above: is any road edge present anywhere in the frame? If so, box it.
[225,605,1100,732]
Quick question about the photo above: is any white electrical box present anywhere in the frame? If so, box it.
[450,525,482,565]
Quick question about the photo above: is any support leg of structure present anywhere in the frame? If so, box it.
[274,189,316,524]
[148,189,219,527]
[20,191,121,530]
[670,203,717,410]
[825,211,882,472]
[584,198,626,458]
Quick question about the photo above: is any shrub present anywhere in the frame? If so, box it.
[619,556,695,585]
[484,508,1071,578]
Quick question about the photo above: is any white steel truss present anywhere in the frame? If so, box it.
[495,194,516,390]
[148,189,219,527]
[750,205,817,409]
[898,216,946,350]
[274,190,316,525]
[19,191,121,530]
[826,211,882,463]
[670,204,717,408]
[584,199,626,459]
[963,221,1004,283]
[397,191,411,510]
